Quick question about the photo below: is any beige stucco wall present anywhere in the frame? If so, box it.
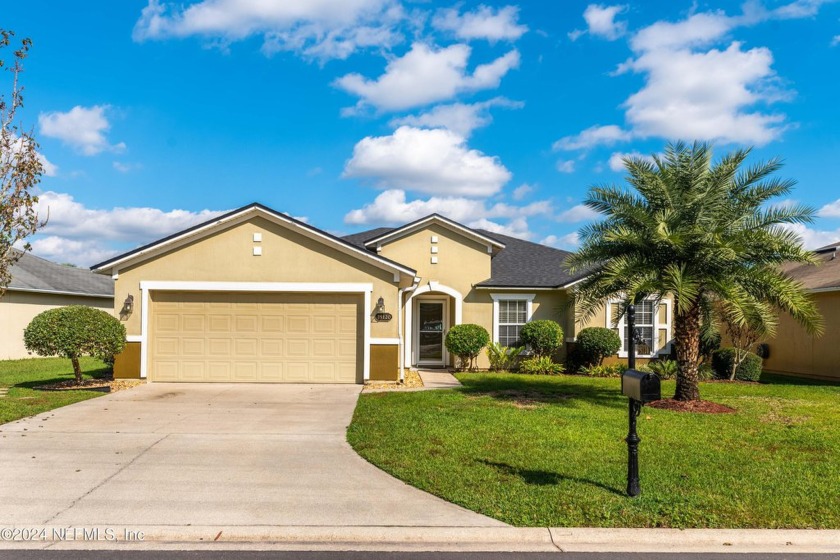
[0,290,114,360]
[762,291,840,380]
[379,224,571,369]
[114,215,403,341]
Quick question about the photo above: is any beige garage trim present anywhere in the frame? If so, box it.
[139,282,373,382]
[149,292,360,383]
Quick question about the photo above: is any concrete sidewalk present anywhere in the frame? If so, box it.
[0,525,838,553]
[417,370,462,388]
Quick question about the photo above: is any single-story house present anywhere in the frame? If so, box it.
[1,251,114,360]
[762,241,840,381]
[93,203,675,383]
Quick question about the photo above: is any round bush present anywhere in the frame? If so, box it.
[711,348,763,381]
[575,327,621,367]
[24,305,126,383]
[519,320,563,359]
[445,324,489,371]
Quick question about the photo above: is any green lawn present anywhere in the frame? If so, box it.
[348,372,840,528]
[0,357,111,424]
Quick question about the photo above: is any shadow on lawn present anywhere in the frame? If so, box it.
[456,374,624,409]
[759,373,840,387]
[12,366,111,390]
[479,459,623,495]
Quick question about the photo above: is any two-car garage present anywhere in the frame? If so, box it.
[148,291,361,383]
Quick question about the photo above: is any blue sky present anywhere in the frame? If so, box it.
[4,0,840,265]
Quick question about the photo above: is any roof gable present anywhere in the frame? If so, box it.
[361,214,505,253]
[91,203,415,277]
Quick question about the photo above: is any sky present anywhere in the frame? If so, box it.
[3,0,840,266]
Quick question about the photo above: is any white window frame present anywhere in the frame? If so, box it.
[490,293,535,346]
[605,297,672,359]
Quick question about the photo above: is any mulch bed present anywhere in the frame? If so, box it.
[647,398,736,414]
[363,369,424,392]
[35,377,144,393]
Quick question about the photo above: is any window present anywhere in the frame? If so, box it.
[491,294,535,347]
[606,298,671,358]
[498,300,527,346]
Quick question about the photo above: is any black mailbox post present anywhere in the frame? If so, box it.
[621,304,661,497]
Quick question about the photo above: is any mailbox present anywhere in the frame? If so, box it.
[621,369,661,403]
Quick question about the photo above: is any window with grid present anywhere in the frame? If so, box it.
[498,299,528,347]
[623,300,655,355]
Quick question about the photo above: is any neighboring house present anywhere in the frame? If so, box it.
[762,242,840,381]
[92,203,674,383]
[0,251,114,360]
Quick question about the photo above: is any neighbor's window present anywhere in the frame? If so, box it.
[498,299,528,347]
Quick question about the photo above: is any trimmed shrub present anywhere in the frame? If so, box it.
[24,305,126,384]
[574,327,622,367]
[647,359,679,380]
[579,363,626,378]
[519,356,564,375]
[711,348,763,381]
[445,324,490,371]
[519,320,563,359]
[486,342,524,372]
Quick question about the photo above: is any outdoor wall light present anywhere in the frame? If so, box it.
[122,294,134,315]
[376,296,385,311]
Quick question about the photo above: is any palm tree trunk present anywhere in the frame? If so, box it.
[674,303,702,401]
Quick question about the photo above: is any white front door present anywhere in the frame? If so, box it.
[415,298,447,367]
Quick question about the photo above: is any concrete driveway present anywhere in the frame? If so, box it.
[0,383,503,527]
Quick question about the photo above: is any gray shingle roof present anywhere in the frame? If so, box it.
[7,251,114,297]
[781,242,840,291]
[341,223,585,288]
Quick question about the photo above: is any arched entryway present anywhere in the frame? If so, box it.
[403,282,463,368]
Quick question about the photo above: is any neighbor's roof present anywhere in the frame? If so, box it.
[782,242,840,292]
[343,223,585,289]
[7,251,114,297]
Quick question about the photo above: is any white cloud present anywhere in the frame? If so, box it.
[557,204,599,223]
[469,217,532,240]
[28,236,121,268]
[133,0,404,61]
[512,184,533,201]
[621,41,787,146]
[584,4,628,40]
[335,42,520,112]
[782,223,840,250]
[832,34,840,46]
[608,150,655,171]
[629,11,734,52]
[817,198,840,218]
[568,29,586,41]
[38,105,126,156]
[556,159,576,173]
[343,126,511,197]
[35,191,225,244]
[113,161,142,173]
[390,97,523,138]
[432,5,527,42]
[553,124,631,151]
[344,189,549,235]
[540,232,580,249]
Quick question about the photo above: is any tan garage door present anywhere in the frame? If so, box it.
[149,292,359,383]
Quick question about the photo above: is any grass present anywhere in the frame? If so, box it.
[348,372,840,528]
[0,357,111,424]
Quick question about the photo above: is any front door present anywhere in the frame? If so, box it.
[416,300,446,367]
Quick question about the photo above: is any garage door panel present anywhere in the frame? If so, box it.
[149,292,359,383]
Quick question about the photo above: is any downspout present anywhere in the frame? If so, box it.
[398,276,421,382]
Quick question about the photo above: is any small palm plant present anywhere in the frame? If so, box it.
[568,141,822,401]
[486,342,524,372]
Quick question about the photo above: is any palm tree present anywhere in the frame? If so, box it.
[568,142,822,401]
